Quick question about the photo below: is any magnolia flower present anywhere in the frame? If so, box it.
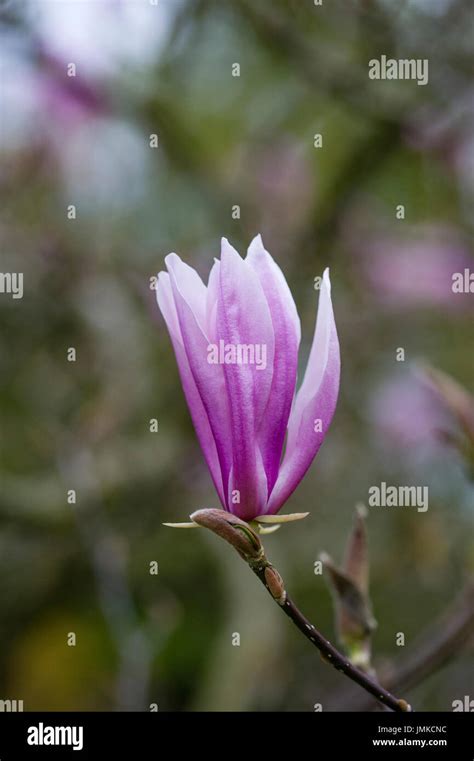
[156,236,340,521]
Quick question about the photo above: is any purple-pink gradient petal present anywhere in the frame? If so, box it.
[217,239,274,519]
[156,238,340,521]
[156,271,226,506]
[267,269,340,514]
[246,234,300,496]
[166,255,233,508]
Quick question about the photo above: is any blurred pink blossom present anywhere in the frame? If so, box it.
[370,372,450,453]
[362,227,473,311]
[406,94,474,198]
[38,52,106,128]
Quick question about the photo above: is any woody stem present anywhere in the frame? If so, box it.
[248,560,411,713]
[189,508,412,713]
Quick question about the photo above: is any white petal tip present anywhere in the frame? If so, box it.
[220,237,234,256]
[164,252,181,270]
[221,237,243,262]
[247,233,267,258]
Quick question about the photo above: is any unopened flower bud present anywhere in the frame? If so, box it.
[190,508,263,561]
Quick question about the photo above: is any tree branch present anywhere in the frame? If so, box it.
[189,509,412,713]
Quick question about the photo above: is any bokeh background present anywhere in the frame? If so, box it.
[0,0,473,711]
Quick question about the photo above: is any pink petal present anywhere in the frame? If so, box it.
[166,255,234,507]
[246,234,300,495]
[206,258,220,344]
[217,239,275,519]
[267,268,340,514]
[164,253,207,334]
[156,270,226,505]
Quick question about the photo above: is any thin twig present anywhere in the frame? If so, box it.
[250,562,410,713]
[189,509,412,713]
